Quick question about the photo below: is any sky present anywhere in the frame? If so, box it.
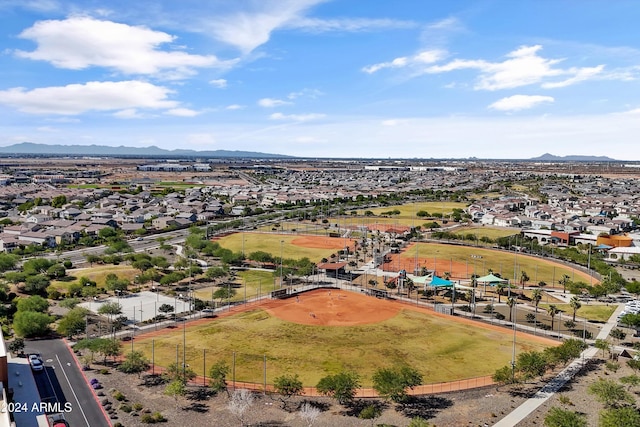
[1,0,640,160]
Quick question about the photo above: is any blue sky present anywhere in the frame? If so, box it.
[1,0,640,159]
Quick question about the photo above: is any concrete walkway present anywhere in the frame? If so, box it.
[493,303,626,426]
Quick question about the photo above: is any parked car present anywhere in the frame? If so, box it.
[28,354,43,372]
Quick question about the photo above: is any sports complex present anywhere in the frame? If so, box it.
[127,229,594,394]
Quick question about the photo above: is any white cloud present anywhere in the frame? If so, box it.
[489,95,554,111]
[258,98,293,108]
[16,16,232,77]
[36,126,58,132]
[362,49,446,74]
[203,0,324,53]
[288,88,323,99]
[0,80,177,115]
[425,45,605,91]
[165,108,201,117]
[113,109,147,119]
[542,65,605,88]
[226,104,244,110]
[201,1,413,54]
[209,79,228,88]
[289,17,416,33]
[269,112,325,121]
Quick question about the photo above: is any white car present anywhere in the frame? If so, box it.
[28,354,44,372]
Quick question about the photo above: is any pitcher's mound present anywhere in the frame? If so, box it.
[265,289,401,326]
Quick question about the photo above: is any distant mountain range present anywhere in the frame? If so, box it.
[529,153,617,162]
[0,143,620,161]
[0,142,290,158]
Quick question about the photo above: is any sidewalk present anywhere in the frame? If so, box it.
[492,303,626,426]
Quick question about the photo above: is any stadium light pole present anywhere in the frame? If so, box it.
[280,240,284,289]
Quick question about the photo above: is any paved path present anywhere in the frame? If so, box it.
[493,303,626,426]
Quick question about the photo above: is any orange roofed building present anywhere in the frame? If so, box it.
[596,234,633,248]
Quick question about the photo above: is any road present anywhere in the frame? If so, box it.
[26,339,111,427]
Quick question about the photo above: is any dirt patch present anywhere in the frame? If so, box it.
[265,289,401,326]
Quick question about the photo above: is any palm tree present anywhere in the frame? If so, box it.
[569,296,582,322]
[496,282,507,303]
[547,304,559,330]
[507,297,517,322]
[531,288,543,313]
[520,270,530,289]
[560,274,570,294]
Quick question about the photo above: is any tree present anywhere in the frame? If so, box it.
[13,311,53,337]
[507,297,517,322]
[163,362,197,384]
[492,365,518,385]
[16,295,49,313]
[97,301,122,323]
[587,378,634,408]
[560,274,570,294]
[372,366,422,403]
[599,407,640,427]
[0,253,19,272]
[57,307,89,338]
[316,371,360,405]
[569,296,581,322]
[118,351,150,376]
[158,303,175,318]
[209,361,229,395]
[547,305,559,330]
[23,274,51,294]
[543,407,587,427]
[51,195,67,208]
[520,270,530,289]
[227,389,254,426]
[516,350,547,381]
[213,287,236,303]
[164,379,186,410]
[7,338,25,355]
[273,373,304,409]
[496,282,507,303]
[531,288,542,313]
[359,404,382,426]
[594,339,610,359]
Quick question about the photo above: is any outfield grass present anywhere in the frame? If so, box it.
[133,307,551,386]
[539,303,616,323]
[403,243,588,285]
[51,265,140,292]
[452,226,520,240]
[193,270,279,303]
[215,233,351,262]
[360,201,468,217]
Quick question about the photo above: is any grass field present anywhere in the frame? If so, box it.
[401,243,591,285]
[193,270,278,303]
[539,303,616,323]
[452,226,520,240]
[214,233,353,262]
[133,307,551,386]
[51,265,140,292]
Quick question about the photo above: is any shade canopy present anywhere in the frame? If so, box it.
[430,275,454,287]
[476,273,508,284]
